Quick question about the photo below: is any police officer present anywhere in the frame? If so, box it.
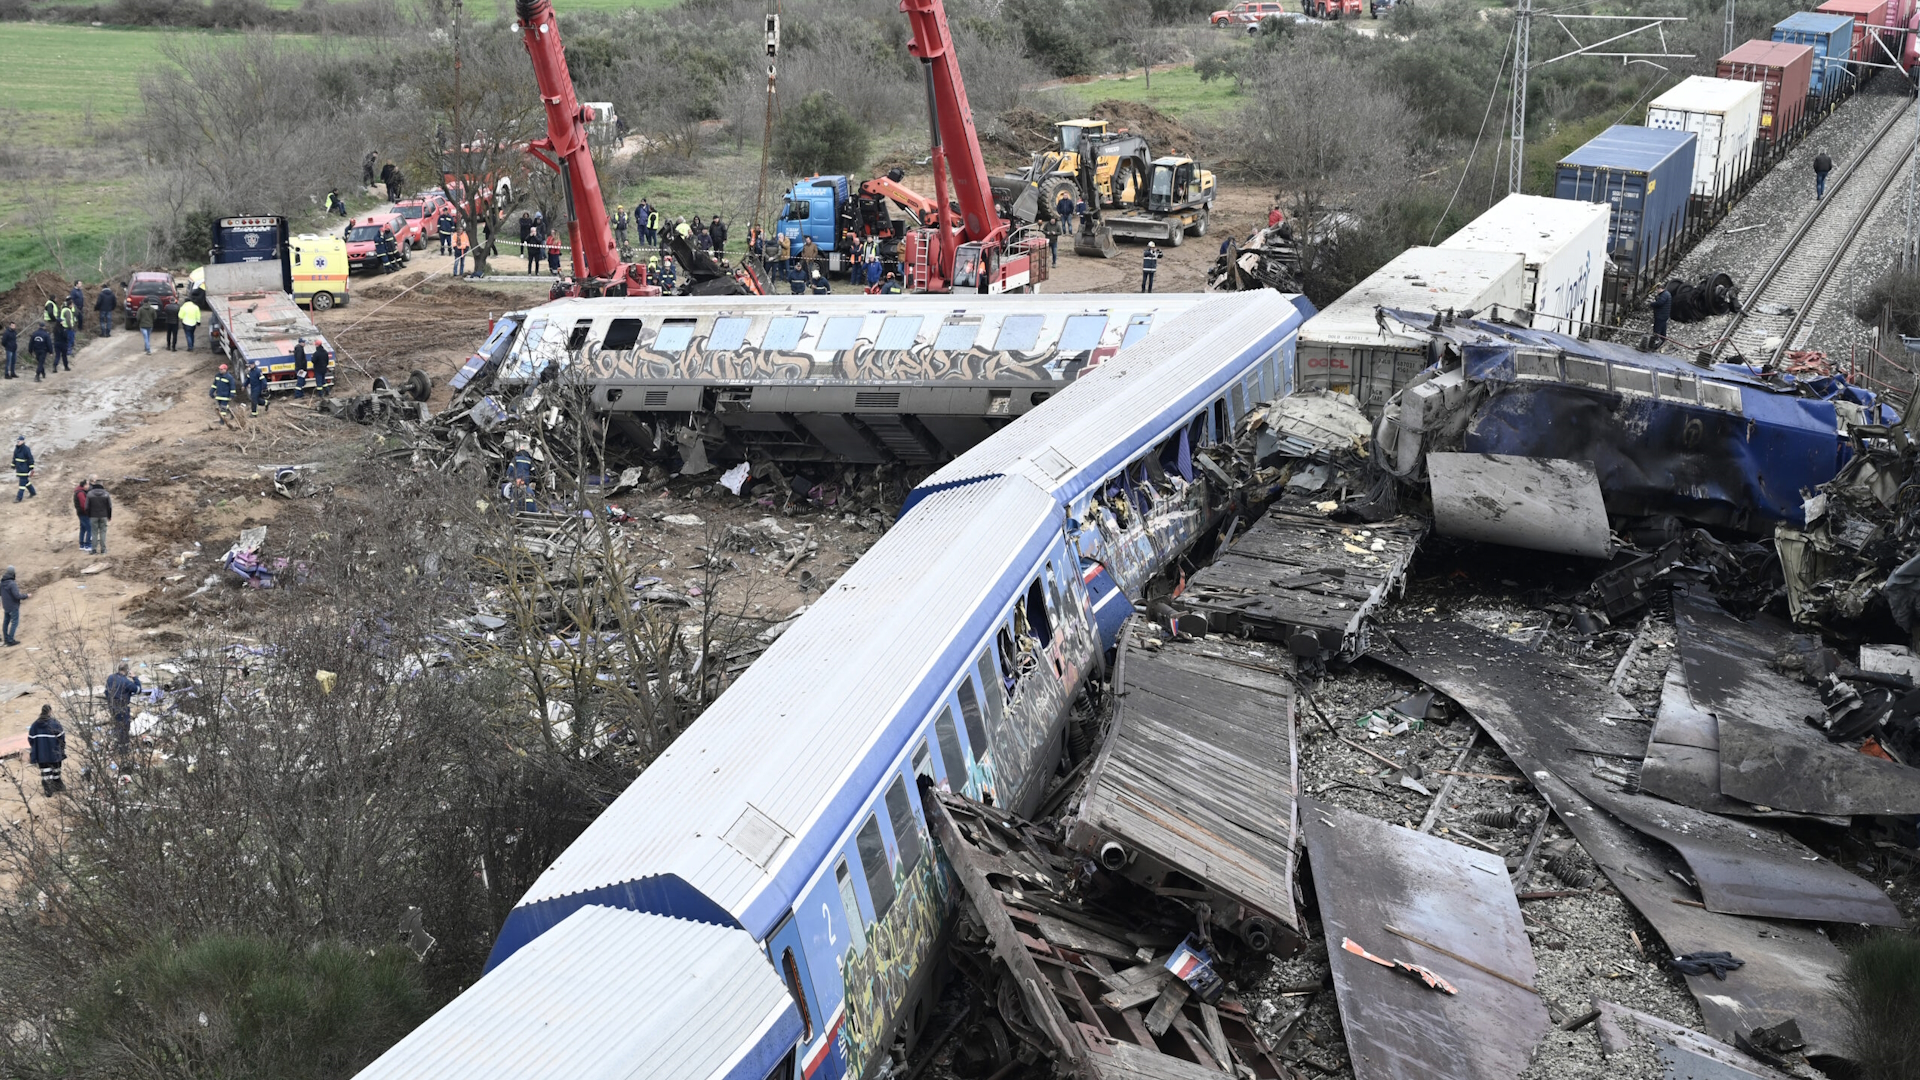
[11,437,34,501]
[1140,241,1159,293]
[210,364,236,427]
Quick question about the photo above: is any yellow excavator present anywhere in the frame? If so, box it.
[1008,119,1215,258]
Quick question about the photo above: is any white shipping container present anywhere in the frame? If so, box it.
[1296,246,1526,415]
[1645,76,1764,198]
[1440,193,1611,335]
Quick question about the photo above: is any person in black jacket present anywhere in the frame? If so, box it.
[28,705,63,795]
[85,478,110,555]
[1,565,29,646]
[1814,150,1833,200]
[1,322,15,380]
[94,284,115,337]
[708,215,728,254]
[310,339,331,397]
[26,325,51,382]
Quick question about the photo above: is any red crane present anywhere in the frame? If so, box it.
[896,0,1047,293]
[514,0,658,297]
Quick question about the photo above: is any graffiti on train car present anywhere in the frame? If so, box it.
[835,341,1058,382]
[836,852,944,1077]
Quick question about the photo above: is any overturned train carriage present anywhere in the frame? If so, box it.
[355,291,1309,1080]
[468,294,1293,465]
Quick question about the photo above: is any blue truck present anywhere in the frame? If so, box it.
[775,175,853,270]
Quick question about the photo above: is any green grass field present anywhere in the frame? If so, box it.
[1057,65,1243,124]
[0,23,194,119]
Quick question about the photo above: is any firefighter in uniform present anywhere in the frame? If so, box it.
[11,437,34,501]
[210,364,237,427]
[509,477,538,513]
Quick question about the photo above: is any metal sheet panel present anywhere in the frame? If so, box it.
[1380,623,1903,927]
[358,905,800,1080]
[1427,453,1611,557]
[1301,799,1549,1080]
[1672,592,1920,815]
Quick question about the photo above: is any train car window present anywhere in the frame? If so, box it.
[1121,314,1154,347]
[877,315,924,351]
[1026,580,1052,647]
[994,626,1018,691]
[1211,399,1228,443]
[979,651,1019,760]
[763,316,807,351]
[957,683,988,767]
[819,316,865,352]
[884,776,924,873]
[912,740,933,784]
[856,814,897,920]
[566,319,595,351]
[707,316,752,351]
[781,948,814,1040]
[1230,381,1247,422]
[601,318,644,351]
[991,314,1045,352]
[1058,314,1108,353]
[934,320,980,351]
[935,708,968,789]
[834,858,868,952]
[761,1051,796,1080]
[654,318,698,353]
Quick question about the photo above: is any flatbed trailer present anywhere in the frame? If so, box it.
[206,288,329,392]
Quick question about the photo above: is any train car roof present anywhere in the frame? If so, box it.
[488,476,1061,963]
[907,290,1305,510]
[359,906,799,1080]
[495,293,1214,386]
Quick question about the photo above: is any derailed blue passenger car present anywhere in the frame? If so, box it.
[1391,311,1895,533]
[353,292,1311,1080]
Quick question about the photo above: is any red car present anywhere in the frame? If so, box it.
[1210,1,1285,25]
[124,272,175,328]
[392,193,453,249]
[343,213,410,274]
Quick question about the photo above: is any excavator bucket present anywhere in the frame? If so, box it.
[1074,226,1119,259]
[1009,184,1040,225]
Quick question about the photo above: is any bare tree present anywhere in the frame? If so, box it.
[394,6,544,279]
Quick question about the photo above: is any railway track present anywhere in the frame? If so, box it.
[1715,93,1917,362]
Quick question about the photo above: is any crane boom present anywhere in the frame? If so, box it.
[513,0,701,296]
[890,0,1042,293]
[898,0,1002,246]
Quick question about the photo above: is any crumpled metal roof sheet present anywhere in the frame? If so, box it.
[359,905,799,1080]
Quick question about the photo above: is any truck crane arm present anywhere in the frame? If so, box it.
[898,0,1005,248]
[514,0,654,295]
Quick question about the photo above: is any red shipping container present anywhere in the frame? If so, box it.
[1817,0,1881,59]
[1718,41,1814,141]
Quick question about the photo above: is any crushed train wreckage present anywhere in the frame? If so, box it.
[332,294,1916,1079]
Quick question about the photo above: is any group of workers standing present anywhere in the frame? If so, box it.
[1,282,202,383]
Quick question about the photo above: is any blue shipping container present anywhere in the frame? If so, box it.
[1773,12,1857,97]
[1554,125,1696,276]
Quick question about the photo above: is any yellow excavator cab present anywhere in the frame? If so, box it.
[1055,120,1110,155]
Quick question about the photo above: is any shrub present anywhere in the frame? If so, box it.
[1840,933,1920,1080]
[48,934,435,1080]
[774,90,870,177]
[1853,266,1920,337]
